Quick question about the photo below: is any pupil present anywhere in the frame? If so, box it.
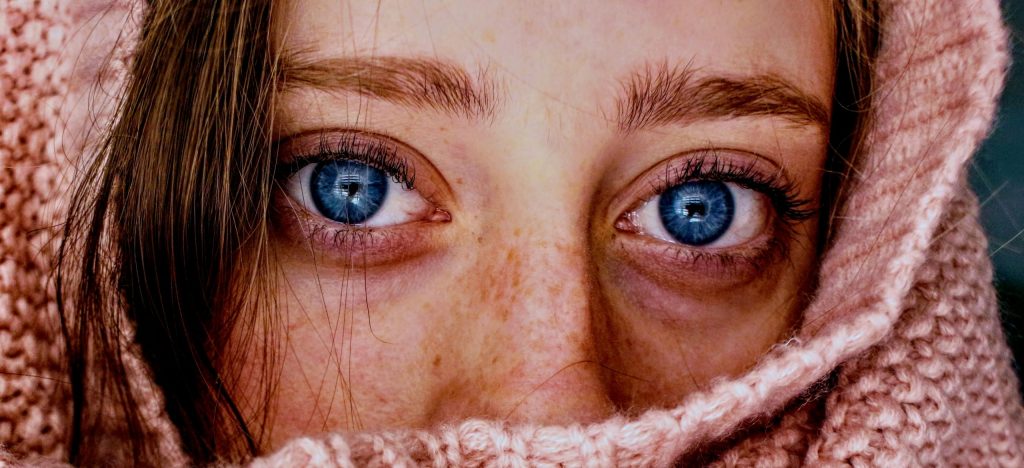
[657,181,734,246]
[683,198,706,219]
[310,160,389,224]
[340,181,362,197]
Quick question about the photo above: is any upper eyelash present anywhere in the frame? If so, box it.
[276,132,416,189]
[649,149,816,224]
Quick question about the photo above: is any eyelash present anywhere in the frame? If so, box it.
[642,149,815,228]
[276,132,416,190]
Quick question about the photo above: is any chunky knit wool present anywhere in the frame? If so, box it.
[0,0,70,460]
[1,0,1022,466]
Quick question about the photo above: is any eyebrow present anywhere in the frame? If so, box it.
[278,55,500,120]
[279,55,828,132]
[616,63,830,132]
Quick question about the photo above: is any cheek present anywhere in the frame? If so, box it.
[594,219,818,409]
[247,238,462,446]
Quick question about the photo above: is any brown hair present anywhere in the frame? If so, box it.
[56,1,879,465]
[58,0,277,463]
[825,0,880,244]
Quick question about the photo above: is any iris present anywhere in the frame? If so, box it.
[658,181,734,246]
[311,160,389,224]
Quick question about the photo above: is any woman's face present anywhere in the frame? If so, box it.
[246,0,834,448]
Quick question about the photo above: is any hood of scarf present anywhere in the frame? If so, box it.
[1,0,1021,465]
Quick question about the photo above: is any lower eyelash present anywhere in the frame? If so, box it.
[667,233,789,272]
[308,224,390,250]
[611,222,789,285]
[272,197,446,266]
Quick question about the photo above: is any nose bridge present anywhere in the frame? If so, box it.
[424,120,617,423]
[491,231,594,361]
[442,174,614,424]
[482,153,595,342]
[457,230,612,424]
[502,220,590,314]
[479,126,595,325]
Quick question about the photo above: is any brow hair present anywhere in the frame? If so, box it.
[616,63,831,132]
[278,55,500,120]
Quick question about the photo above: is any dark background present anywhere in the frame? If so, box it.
[976,1,1024,380]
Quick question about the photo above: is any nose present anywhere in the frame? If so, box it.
[430,208,615,426]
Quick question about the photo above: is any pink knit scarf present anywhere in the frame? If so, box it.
[1,0,1021,465]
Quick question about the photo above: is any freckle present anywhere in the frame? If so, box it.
[456,177,464,185]
[482,29,496,44]
[513,227,521,237]
[432,354,442,368]
[491,355,499,364]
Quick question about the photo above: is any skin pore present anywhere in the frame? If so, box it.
[237,0,835,450]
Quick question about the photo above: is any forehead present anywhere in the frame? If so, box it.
[274,1,835,98]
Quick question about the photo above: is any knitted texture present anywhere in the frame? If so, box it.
[1,0,185,464]
[0,0,71,460]
[2,0,1023,466]
[804,184,1024,466]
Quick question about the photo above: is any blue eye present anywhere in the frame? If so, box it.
[311,160,389,224]
[657,181,735,246]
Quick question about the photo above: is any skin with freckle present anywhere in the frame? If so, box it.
[238,0,834,450]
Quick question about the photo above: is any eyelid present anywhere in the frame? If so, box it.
[272,195,451,266]
[274,129,455,210]
[608,228,789,288]
[271,129,454,265]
